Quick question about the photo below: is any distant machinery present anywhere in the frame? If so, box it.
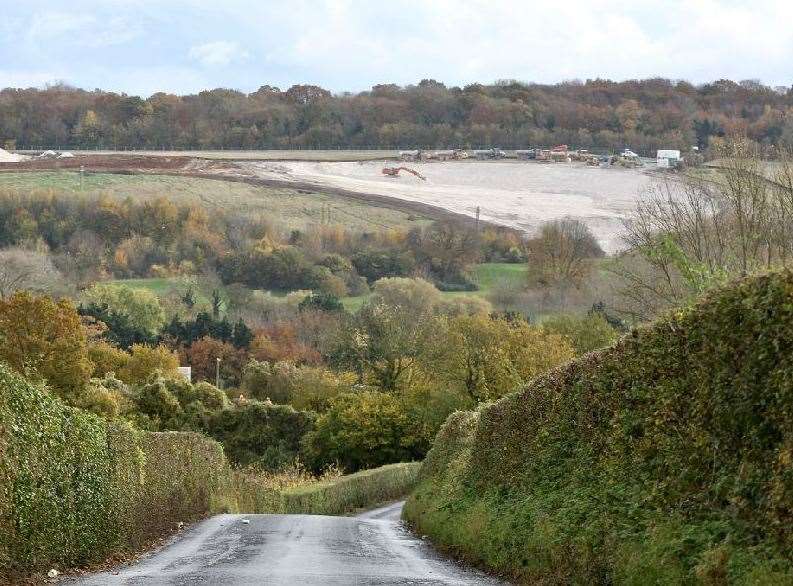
[382,166,427,180]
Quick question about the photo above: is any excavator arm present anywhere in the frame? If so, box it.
[382,166,427,180]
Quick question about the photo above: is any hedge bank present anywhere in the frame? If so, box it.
[0,364,227,580]
[405,271,793,584]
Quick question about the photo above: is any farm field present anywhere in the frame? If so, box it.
[0,171,431,232]
[242,159,659,253]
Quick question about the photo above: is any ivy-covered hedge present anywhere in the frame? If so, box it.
[405,270,793,584]
[281,462,421,515]
[0,364,228,580]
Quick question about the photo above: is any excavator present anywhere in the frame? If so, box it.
[381,166,427,180]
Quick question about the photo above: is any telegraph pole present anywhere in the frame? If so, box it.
[215,357,221,389]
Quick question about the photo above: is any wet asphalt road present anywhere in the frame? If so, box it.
[65,502,504,585]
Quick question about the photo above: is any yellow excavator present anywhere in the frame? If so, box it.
[381,166,426,180]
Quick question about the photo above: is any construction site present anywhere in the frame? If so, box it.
[0,146,665,253]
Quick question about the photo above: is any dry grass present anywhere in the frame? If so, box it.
[0,172,430,231]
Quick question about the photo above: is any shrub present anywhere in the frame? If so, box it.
[281,462,421,515]
[88,341,130,378]
[301,391,415,473]
[541,312,618,355]
[207,401,316,470]
[117,344,180,384]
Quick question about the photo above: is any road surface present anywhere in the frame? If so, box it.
[64,502,504,585]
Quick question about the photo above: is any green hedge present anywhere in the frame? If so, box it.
[281,462,420,515]
[0,364,228,580]
[233,462,421,516]
[405,270,793,584]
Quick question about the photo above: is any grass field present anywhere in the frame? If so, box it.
[0,171,431,232]
[341,262,528,310]
[109,263,529,313]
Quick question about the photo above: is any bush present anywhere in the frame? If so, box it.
[541,312,618,355]
[0,364,228,580]
[301,391,416,472]
[405,270,793,583]
[117,344,180,384]
[131,375,229,431]
[207,401,316,470]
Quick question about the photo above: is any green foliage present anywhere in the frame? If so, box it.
[84,284,166,337]
[301,391,417,473]
[298,291,344,313]
[405,270,793,584]
[131,375,229,431]
[241,359,298,403]
[117,343,179,384]
[207,401,315,470]
[434,313,575,401]
[541,312,618,355]
[280,462,421,515]
[0,364,228,580]
[231,462,420,517]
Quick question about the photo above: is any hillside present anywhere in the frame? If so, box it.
[405,270,793,584]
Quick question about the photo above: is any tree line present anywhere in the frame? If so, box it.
[3,78,793,154]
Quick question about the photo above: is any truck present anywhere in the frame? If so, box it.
[473,148,507,160]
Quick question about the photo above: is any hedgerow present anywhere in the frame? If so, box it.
[1,363,422,581]
[405,270,793,584]
[0,364,228,580]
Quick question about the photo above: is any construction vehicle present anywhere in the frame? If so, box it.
[614,148,643,168]
[382,166,427,180]
[399,150,422,162]
[516,149,536,160]
[473,148,507,160]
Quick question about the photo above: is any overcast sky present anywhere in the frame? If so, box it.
[1,0,791,96]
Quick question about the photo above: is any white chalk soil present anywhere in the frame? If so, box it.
[0,148,29,162]
[242,159,659,253]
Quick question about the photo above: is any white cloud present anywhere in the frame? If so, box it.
[189,41,250,67]
[25,11,142,48]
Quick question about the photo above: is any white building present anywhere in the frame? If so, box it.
[657,149,681,168]
[177,366,192,382]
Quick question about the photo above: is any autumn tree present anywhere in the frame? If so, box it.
[0,291,92,399]
[526,218,604,307]
[434,313,575,402]
[84,283,166,338]
[0,248,63,298]
[181,336,247,387]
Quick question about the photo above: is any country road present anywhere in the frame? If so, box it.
[63,502,504,585]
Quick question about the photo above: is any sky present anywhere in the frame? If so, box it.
[1,0,791,97]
